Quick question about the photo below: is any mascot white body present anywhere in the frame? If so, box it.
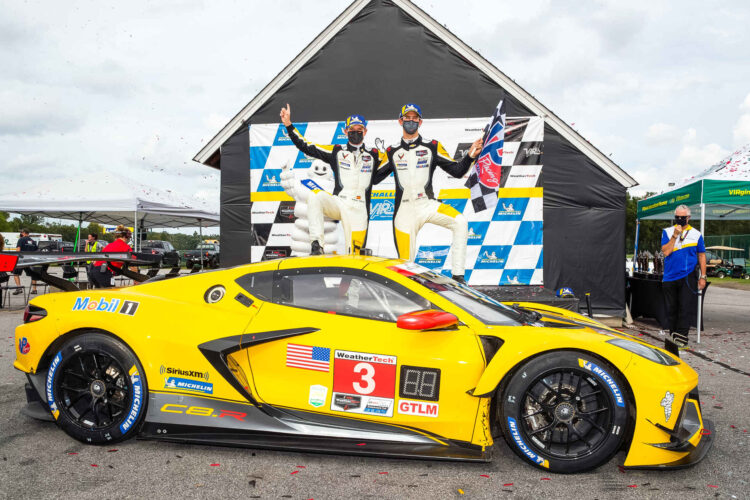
[280,160,343,256]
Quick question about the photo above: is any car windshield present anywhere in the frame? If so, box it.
[387,263,524,326]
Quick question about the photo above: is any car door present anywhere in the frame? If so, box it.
[240,267,486,443]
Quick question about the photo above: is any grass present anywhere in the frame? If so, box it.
[708,276,750,289]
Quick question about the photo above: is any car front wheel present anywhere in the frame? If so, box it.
[46,333,147,444]
[498,350,630,473]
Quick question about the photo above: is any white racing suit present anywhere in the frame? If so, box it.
[286,125,388,254]
[382,136,474,276]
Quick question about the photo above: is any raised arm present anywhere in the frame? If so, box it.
[280,103,335,163]
[434,138,483,178]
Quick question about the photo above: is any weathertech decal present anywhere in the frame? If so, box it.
[578,359,625,407]
[330,349,397,417]
[507,417,549,468]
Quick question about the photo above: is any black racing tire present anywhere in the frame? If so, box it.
[498,350,630,473]
[45,333,147,444]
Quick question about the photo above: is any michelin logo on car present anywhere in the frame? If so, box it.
[120,366,143,433]
[507,417,549,468]
[164,377,214,395]
[578,359,625,407]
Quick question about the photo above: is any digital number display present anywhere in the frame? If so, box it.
[399,366,440,401]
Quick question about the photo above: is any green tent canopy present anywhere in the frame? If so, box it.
[637,145,750,220]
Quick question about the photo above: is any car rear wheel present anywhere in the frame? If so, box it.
[717,271,725,279]
[46,333,147,444]
[498,350,630,473]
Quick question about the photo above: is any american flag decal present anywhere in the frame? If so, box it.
[286,344,331,372]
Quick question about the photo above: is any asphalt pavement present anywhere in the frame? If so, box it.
[0,285,748,499]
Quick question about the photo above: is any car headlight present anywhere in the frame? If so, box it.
[607,338,680,366]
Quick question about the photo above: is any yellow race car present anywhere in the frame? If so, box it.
[11,255,712,473]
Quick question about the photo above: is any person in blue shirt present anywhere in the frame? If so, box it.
[661,205,707,356]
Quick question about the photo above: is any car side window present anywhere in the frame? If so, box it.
[235,271,274,301]
[275,272,429,322]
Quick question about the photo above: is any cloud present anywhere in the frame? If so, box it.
[645,123,681,145]
[732,92,750,146]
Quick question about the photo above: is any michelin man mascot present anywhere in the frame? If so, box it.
[280,160,343,256]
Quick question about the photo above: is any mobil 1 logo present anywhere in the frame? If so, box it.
[119,300,139,316]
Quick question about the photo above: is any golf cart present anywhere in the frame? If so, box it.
[706,246,749,279]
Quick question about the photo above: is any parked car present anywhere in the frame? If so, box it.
[140,240,180,268]
[38,240,75,253]
[184,242,220,269]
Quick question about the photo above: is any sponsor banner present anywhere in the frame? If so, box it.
[72,297,139,316]
[331,392,394,417]
[249,117,543,284]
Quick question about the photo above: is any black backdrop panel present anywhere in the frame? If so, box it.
[543,125,626,315]
[219,125,251,267]
[250,0,532,122]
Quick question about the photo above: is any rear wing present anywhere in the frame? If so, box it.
[0,252,160,291]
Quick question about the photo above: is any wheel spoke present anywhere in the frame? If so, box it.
[528,419,558,436]
[540,379,560,397]
[63,370,89,382]
[78,357,88,376]
[65,392,88,409]
[578,407,608,416]
[60,384,87,393]
[579,414,607,434]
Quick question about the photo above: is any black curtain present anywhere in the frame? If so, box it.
[219,125,251,267]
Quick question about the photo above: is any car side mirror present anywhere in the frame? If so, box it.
[397,310,458,330]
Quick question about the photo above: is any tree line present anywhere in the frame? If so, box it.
[0,213,218,251]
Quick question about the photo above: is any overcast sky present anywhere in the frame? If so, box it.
[1,0,749,220]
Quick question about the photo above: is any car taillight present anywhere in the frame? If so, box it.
[205,252,210,257]
[23,305,47,323]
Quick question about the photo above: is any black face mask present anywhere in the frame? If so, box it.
[674,215,688,227]
[402,120,419,135]
[347,130,364,145]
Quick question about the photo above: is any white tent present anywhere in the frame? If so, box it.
[0,173,219,250]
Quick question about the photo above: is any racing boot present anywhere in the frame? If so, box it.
[452,274,466,284]
[310,240,324,256]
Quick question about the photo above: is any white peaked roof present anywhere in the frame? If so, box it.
[0,173,219,228]
[194,0,637,188]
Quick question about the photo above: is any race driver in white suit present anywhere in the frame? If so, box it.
[280,104,388,255]
[378,103,483,283]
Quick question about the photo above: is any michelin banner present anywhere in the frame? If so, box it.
[249,117,544,285]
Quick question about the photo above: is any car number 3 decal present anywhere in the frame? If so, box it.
[353,362,376,395]
[330,350,397,417]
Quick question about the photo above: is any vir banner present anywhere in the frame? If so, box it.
[249,117,544,285]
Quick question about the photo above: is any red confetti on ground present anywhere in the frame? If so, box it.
[618,465,626,473]
[379,472,388,475]
[627,485,637,488]
[91,464,98,467]
[291,470,299,475]
[708,485,718,488]
[541,477,550,480]
[701,429,711,436]
[108,449,118,452]
[479,474,490,478]
[296,465,306,468]
[67,452,78,455]
[503,483,513,487]
[356,443,366,446]
[730,425,736,428]
[210,464,220,467]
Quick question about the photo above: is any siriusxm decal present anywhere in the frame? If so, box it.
[164,377,213,395]
[250,146,271,170]
[46,352,63,419]
[415,246,450,269]
[331,121,348,144]
[273,122,307,146]
[467,221,490,246]
[507,417,549,468]
[120,366,143,433]
[492,197,528,221]
[474,245,512,269]
[578,359,625,407]
[439,198,468,214]
[513,221,543,246]
[257,169,284,192]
